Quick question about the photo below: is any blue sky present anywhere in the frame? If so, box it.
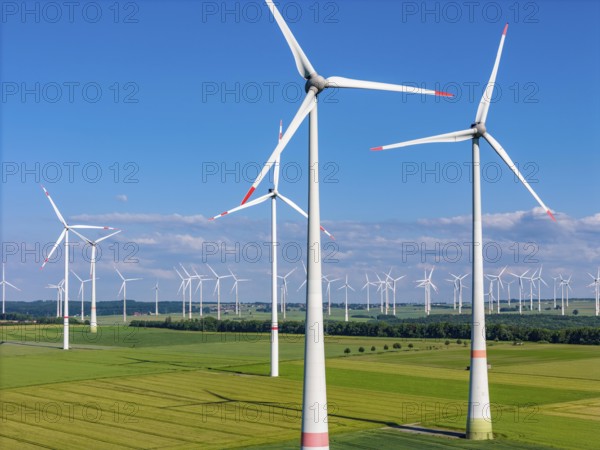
[1,0,599,306]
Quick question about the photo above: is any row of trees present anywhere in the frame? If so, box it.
[130,317,600,345]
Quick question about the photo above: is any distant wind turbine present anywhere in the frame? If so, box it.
[511,270,529,315]
[71,270,91,320]
[229,268,250,317]
[278,268,296,320]
[588,268,600,317]
[115,267,142,322]
[153,280,159,315]
[207,264,232,320]
[338,275,355,322]
[1,263,20,314]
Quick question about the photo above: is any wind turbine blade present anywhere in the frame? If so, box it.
[42,229,67,268]
[274,120,283,190]
[277,193,335,239]
[70,228,92,245]
[206,264,219,278]
[475,23,508,124]
[326,76,451,97]
[265,0,316,79]
[483,132,555,221]
[5,281,20,291]
[241,90,316,204]
[115,267,125,281]
[371,128,476,151]
[41,185,68,226]
[96,230,122,243]
[210,193,273,220]
[71,270,83,282]
[71,225,116,230]
[119,282,125,295]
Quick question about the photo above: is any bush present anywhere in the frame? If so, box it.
[344,347,351,354]
[384,344,389,350]
[444,340,450,346]
[358,347,365,353]
[573,309,579,315]
[370,346,376,352]
[393,343,401,349]
[408,343,414,349]
[456,339,462,345]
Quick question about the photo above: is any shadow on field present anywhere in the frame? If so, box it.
[386,424,464,439]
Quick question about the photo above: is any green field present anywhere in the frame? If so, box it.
[1,323,598,449]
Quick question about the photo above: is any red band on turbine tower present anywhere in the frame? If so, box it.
[301,432,329,447]
[471,350,487,358]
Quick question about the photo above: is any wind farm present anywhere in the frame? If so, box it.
[1,1,599,449]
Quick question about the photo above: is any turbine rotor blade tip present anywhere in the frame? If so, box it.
[547,210,557,222]
[241,187,256,205]
[503,23,509,35]
[434,90,453,97]
[371,146,383,151]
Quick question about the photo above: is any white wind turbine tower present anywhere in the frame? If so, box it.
[46,280,63,317]
[457,274,469,314]
[338,275,355,322]
[484,275,495,314]
[511,270,529,315]
[115,267,142,322]
[375,274,386,313]
[534,266,547,312]
[180,264,194,319]
[447,275,459,311]
[193,267,211,318]
[506,280,514,308]
[388,272,405,316]
[41,186,116,350]
[526,270,537,311]
[210,121,332,378]
[174,267,188,318]
[361,274,375,312]
[240,3,448,443]
[588,268,600,316]
[153,281,159,316]
[207,264,232,320]
[1,263,20,314]
[559,275,572,314]
[323,275,340,316]
[371,25,555,439]
[552,276,560,309]
[71,270,91,320]
[229,268,250,317]
[416,268,437,316]
[278,268,296,320]
[486,267,506,314]
[70,229,121,333]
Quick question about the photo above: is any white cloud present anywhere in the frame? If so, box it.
[115,194,128,203]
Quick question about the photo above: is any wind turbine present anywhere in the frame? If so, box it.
[533,266,547,312]
[559,275,572,314]
[506,280,514,309]
[361,274,375,312]
[486,267,506,314]
[323,275,340,316]
[70,229,121,332]
[229,268,250,317]
[71,270,91,320]
[416,268,437,316]
[447,275,460,311]
[180,264,194,319]
[338,275,354,322]
[278,268,296,320]
[174,267,188,318]
[484,275,495,314]
[41,185,116,350]
[388,272,405,316]
[240,3,448,443]
[375,274,386,313]
[457,274,469,314]
[1,263,20,314]
[153,280,159,316]
[371,24,555,439]
[46,280,63,317]
[193,267,211,318]
[552,276,560,309]
[526,270,537,311]
[207,264,232,320]
[588,268,600,316]
[511,270,529,315]
[210,121,332,377]
[115,267,142,322]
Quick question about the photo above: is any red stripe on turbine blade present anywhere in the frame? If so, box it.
[503,23,509,35]
[241,187,256,205]
[434,91,453,97]
[547,210,557,222]
[222,211,228,216]
[471,350,487,358]
[301,432,329,447]
[371,146,383,151]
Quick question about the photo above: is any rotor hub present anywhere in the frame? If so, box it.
[471,122,487,138]
[305,74,327,94]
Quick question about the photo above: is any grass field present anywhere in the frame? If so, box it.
[1,323,598,449]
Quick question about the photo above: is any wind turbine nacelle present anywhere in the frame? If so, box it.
[470,122,487,137]
[305,74,327,93]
